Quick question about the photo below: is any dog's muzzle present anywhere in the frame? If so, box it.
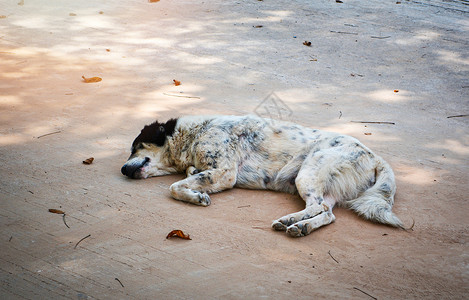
[121,157,150,178]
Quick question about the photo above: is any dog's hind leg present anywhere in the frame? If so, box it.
[272,148,352,237]
[169,169,237,206]
[271,171,337,236]
[274,145,377,237]
[272,194,336,237]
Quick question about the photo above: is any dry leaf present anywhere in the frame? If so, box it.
[69,13,76,16]
[173,79,181,86]
[99,11,104,14]
[253,25,263,28]
[49,209,65,214]
[106,49,111,52]
[393,89,399,93]
[149,0,160,2]
[82,76,102,83]
[83,157,94,164]
[166,229,191,240]
[364,133,372,135]
[0,15,7,19]
[303,41,312,46]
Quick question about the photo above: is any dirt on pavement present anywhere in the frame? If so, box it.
[1,0,468,299]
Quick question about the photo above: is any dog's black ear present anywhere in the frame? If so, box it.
[132,118,178,149]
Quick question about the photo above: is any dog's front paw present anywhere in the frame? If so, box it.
[186,166,200,177]
[197,192,211,206]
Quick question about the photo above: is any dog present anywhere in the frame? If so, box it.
[121,115,406,237]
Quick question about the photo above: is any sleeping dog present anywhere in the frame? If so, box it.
[121,115,406,237]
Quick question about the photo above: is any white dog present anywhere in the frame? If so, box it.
[121,115,406,237]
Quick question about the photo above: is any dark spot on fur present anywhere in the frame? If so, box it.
[368,176,376,187]
[351,150,366,160]
[379,182,392,197]
[301,223,309,235]
[132,118,178,150]
[330,136,344,147]
[197,172,214,184]
[316,196,323,204]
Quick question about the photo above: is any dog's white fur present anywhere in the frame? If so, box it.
[122,115,404,237]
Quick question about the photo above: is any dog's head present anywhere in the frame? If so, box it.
[121,118,178,179]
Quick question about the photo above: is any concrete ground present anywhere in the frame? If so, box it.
[1,0,468,299]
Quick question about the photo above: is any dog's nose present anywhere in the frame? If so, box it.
[121,165,128,176]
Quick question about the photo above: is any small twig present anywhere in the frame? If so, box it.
[28,190,34,194]
[353,287,377,300]
[62,214,70,228]
[330,30,358,35]
[163,93,200,99]
[447,114,469,119]
[350,121,395,125]
[9,236,12,242]
[115,278,124,287]
[328,250,339,263]
[74,234,91,249]
[237,205,251,208]
[37,131,62,139]
[339,111,343,119]
[371,35,391,39]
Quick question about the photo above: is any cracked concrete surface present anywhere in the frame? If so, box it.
[1,0,468,299]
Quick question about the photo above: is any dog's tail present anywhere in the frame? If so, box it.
[347,158,406,229]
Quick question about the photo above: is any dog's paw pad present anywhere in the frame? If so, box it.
[198,193,211,206]
[186,166,200,177]
[272,221,287,231]
[286,224,304,237]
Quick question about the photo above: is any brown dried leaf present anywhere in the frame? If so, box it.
[303,41,312,46]
[82,76,102,83]
[83,157,94,164]
[149,0,160,2]
[166,229,191,240]
[49,208,65,214]
[173,79,181,86]
[364,133,372,135]
[393,89,399,93]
